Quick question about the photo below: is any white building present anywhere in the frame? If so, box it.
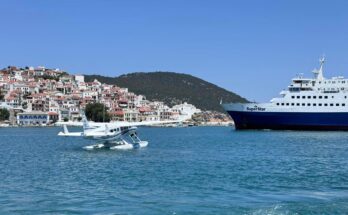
[17,111,49,126]
[172,102,201,121]
[75,75,85,83]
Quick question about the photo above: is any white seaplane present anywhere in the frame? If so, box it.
[58,114,180,150]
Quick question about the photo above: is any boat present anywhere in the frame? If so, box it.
[222,57,348,130]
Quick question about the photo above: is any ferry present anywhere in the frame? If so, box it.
[222,57,348,130]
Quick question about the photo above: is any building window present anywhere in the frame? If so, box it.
[307,103,311,106]
[330,104,334,106]
[313,96,316,99]
[291,103,294,106]
[325,96,328,99]
[343,104,346,106]
[302,103,305,106]
[308,96,311,99]
[297,96,300,99]
[286,103,289,106]
[297,103,300,106]
[313,103,316,106]
[324,104,328,106]
[291,96,295,99]
[276,103,279,106]
[336,103,339,106]
[281,103,284,106]
[319,96,322,99]
[319,103,322,106]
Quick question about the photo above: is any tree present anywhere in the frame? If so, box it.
[0,89,4,101]
[0,108,10,121]
[85,103,110,122]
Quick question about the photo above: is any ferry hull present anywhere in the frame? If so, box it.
[227,111,348,130]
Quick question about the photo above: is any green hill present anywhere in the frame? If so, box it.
[84,72,248,112]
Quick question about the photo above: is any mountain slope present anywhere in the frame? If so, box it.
[84,72,248,112]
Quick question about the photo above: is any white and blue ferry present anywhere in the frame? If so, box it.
[223,57,348,130]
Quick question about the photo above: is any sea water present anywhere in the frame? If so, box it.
[0,127,348,214]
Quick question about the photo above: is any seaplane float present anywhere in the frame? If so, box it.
[57,114,180,150]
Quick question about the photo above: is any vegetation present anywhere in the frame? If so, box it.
[0,108,10,121]
[85,72,248,112]
[0,89,4,101]
[85,103,110,122]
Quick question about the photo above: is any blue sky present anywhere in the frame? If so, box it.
[1,0,348,101]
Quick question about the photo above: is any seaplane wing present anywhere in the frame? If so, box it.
[109,119,181,127]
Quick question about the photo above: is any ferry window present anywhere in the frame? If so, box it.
[319,96,322,99]
[297,96,300,99]
[319,103,322,106]
[302,103,305,106]
[291,103,294,106]
[345,96,347,99]
[302,96,305,99]
[324,96,328,99]
[313,103,316,106]
[324,104,328,106]
[281,103,284,106]
[313,96,316,99]
[286,103,289,106]
[332,96,334,98]
[291,96,295,99]
[276,103,279,106]
[308,96,311,99]
[336,104,339,106]
[330,104,334,106]
[297,103,300,106]
[307,103,311,106]
[343,104,346,106]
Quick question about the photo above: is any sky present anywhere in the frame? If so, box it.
[1,0,348,101]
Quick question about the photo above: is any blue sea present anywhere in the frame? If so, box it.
[1,127,348,214]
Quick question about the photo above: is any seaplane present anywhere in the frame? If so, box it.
[58,114,180,150]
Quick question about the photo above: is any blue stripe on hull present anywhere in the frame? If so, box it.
[227,111,348,130]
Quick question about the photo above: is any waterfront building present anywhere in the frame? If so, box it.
[17,111,49,126]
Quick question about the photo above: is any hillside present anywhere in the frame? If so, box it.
[84,72,248,112]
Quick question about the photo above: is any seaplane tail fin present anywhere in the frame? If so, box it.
[81,111,90,131]
[63,124,69,134]
[58,125,83,137]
